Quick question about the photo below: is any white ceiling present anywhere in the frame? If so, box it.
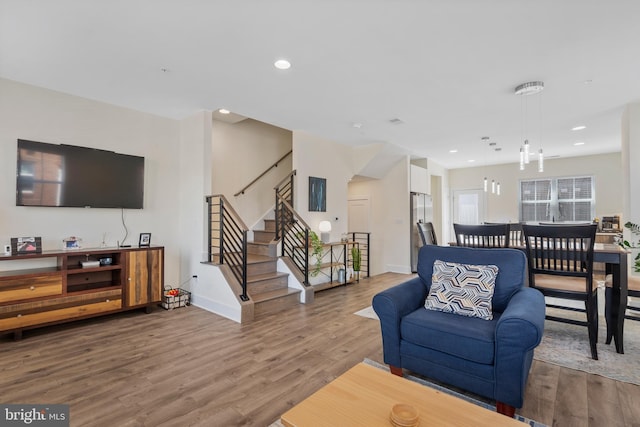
[2,0,639,169]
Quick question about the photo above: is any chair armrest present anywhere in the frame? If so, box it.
[496,287,545,348]
[372,277,427,366]
[494,287,545,407]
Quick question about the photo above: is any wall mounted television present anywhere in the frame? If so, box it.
[16,139,145,209]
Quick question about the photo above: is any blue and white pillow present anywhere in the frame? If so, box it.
[424,260,499,320]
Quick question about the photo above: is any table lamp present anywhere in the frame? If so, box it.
[318,220,332,243]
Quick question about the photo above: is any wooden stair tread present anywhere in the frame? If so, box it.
[248,241,271,247]
[247,271,288,283]
[246,254,275,264]
[251,287,301,303]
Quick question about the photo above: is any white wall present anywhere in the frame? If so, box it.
[448,152,623,224]
[622,103,640,278]
[0,78,182,286]
[292,131,352,240]
[622,104,640,226]
[348,158,413,275]
[179,111,247,321]
[212,119,292,228]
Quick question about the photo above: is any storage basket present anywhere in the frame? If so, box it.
[161,288,191,310]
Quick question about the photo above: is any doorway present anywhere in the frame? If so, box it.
[452,189,485,225]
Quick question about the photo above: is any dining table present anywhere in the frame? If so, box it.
[594,243,629,354]
[449,240,629,354]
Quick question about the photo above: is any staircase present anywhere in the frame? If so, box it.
[246,219,302,317]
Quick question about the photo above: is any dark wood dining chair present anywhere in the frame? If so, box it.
[605,274,640,321]
[453,223,510,248]
[417,222,438,246]
[521,223,599,359]
[508,223,525,247]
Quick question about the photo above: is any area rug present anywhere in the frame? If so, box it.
[355,306,640,385]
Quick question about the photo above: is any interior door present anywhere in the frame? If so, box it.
[452,189,485,225]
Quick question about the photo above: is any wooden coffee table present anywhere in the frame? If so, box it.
[281,363,525,426]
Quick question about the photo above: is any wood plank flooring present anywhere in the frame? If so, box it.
[1,272,639,426]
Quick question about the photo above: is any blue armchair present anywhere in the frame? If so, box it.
[372,245,545,417]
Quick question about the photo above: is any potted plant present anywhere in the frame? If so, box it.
[351,246,361,275]
[297,230,324,277]
[620,221,640,273]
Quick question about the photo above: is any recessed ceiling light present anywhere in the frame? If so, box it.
[449,149,458,153]
[572,125,586,131]
[468,159,476,163]
[274,59,291,70]
[574,141,585,146]
[218,109,230,114]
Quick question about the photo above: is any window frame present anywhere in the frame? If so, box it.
[519,175,595,223]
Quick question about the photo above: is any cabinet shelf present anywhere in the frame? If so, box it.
[66,265,122,274]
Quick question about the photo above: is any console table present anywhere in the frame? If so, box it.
[0,246,164,339]
[310,241,360,291]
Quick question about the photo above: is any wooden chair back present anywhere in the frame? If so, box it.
[453,223,510,248]
[521,224,597,293]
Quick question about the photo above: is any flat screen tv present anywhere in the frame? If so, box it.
[16,139,145,209]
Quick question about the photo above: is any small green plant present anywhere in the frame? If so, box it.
[351,246,361,272]
[620,221,640,273]
[297,230,324,276]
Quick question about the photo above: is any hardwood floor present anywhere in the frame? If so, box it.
[2,272,639,426]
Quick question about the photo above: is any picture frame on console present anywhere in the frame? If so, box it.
[11,236,42,254]
[63,236,81,250]
[139,233,151,247]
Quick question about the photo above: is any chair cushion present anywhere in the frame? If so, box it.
[401,308,498,365]
[534,274,596,292]
[605,274,640,294]
[425,260,498,320]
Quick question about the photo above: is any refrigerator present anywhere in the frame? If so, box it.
[410,192,433,273]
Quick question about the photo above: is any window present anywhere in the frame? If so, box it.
[519,176,595,222]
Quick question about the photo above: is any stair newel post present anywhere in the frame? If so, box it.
[219,197,225,265]
[289,172,295,206]
[206,196,213,263]
[304,228,310,285]
[240,230,249,301]
[275,191,279,241]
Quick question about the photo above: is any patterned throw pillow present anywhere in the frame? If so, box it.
[424,260,499,320]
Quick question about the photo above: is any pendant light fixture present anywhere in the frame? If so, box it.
[515,81,544,173]
[481,137,500,196]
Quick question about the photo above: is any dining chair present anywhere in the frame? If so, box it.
[453,223,510,248]
[508,223,525,247]
[605,274,640,321]
[521,223,599,359]
[417,222,438,246]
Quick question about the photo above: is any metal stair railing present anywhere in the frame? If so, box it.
[206,194,249,301]
[348,232,371,278]
[234,150,292,197]
[274,170,296,240]
[275,194,313,285]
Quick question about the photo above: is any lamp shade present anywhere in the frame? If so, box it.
[319,221,332,243]
[318,221,332,232]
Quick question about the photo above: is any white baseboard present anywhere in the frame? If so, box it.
[191,295,241,323]
[386,264,412,274]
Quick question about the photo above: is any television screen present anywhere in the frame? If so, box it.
[16,139,145,209]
